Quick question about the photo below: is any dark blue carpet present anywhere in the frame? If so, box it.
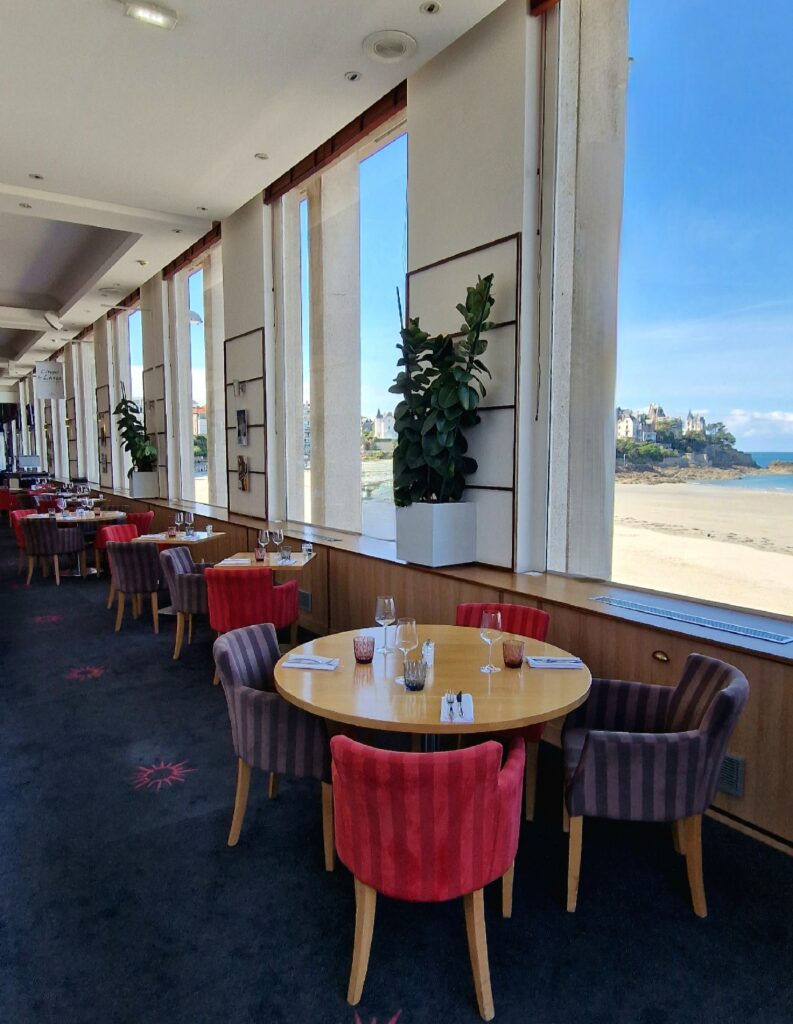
[0,526,791,1024]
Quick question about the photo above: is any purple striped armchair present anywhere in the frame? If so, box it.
[563,653,749,917]
[159,547,209,660]
[213,624,334,870]
[21,516,86,585]
[106,541,161,635]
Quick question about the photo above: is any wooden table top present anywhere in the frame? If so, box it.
[132,531,225,546]
[29,510,124,523]
[213,550,316,570]
[274,624,591,735]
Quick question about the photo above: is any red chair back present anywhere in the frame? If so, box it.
[125,511,155,536]
[33,496,58,512]
[10,508,36,549]
[96,523,139,551]
[331,735,525,903]
[205,567,298,633]
[455,602,550,642]
[0,488,18,513]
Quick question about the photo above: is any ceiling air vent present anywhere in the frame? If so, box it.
[719,753,745,798]
[363,30,417,63]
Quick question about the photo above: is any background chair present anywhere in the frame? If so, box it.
[94,516,131,572]
[21,517,86,585]
[106,541,161,633]
[100,525,140,608]
[160,547,209,659]
[331,734,524,1022]
[563,653,749,918]
[456,602,551,820]
[0,486,19,523]
[10,508,36,573]
[32,495,58,512]
[213,623,333,868]
[125,510,155,537]
[205,567,299,683]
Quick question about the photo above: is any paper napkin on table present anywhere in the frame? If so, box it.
[526,656,583,670]
[282,655,339,671]
[218,557,251,566]
[439,693,474,723]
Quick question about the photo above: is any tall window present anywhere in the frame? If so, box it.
[128,309,143,407]
[281,122,407,535]
[613,0,793,616]
[188,267,208,502]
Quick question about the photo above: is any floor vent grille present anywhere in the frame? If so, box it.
[590,596,793,645]
[719,754,746,798]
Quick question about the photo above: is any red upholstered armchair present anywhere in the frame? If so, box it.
[125,510,154,536]
[331,735,525,1022]
[10,508,36,574]
[0,486,19,523]
[456,602,551,821]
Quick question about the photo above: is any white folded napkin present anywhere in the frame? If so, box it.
[439,693,474,723]
[526,656,583,669]
[282,655,339,671]
[218,557,251,565]
[277,558,297,565]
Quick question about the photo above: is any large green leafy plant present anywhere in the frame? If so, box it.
[113,383,157,475]
[390,274,495,507]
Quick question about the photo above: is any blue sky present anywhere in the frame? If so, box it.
[617,0,793,451]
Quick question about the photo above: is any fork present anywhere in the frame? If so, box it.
[444,691,455,721]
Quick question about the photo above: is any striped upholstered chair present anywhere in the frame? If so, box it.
[160,547,209,660]
[331,734,525,1021]
[21,516,86,585]
[563,653,749,917]
[213,624,334,869]
[10,508,36,573]
[456,602,551,820]
[106,541,161,634]
[101,525,140,609]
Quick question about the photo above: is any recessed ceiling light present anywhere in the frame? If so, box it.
[18,202,32,209]
[420,1,442,13]
[123,2,178,30]
[344,70,362,82]
[28,173,44,180]
[254,152,269,161]
[363,30,417,63]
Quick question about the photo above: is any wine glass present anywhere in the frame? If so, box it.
[174,512,184,531]
[257,529,270,556]
[394,617,418,683]
[56,497,66,513]
[480,610,502,674]
[271,526,284,547]
[374,595,396,653]
[185,511,194,527]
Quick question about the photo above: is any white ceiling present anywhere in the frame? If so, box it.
[0,0,504,386]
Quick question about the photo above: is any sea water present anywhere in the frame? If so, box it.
[701,452,793,492]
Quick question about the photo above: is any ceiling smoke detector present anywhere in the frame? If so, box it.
[420,1,442,12]
[363,30,417,64]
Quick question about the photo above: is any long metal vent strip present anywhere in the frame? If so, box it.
[590,596,793,645]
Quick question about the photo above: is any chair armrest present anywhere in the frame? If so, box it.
[491,737,526,877]
[173,573,208,614]
[564,677,673,734]
[567,728,706,821]
[222,683,329,780]
[271,578,299,629]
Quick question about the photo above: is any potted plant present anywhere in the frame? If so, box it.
[113,383,158,498]
[390,274,495,566]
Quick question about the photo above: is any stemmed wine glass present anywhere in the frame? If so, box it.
[258,529,270,549]
[56,497,66,513]
[174,512,184,531]
[480,609,503,674]
[184,511,194,535]
[374,595,396,653]
[271,525,284,547]
[394,617,418,684]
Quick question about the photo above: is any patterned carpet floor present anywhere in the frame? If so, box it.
[0,525,791,1024]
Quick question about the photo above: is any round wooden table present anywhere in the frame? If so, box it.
[29,510,125,523]
[274,625,591,738]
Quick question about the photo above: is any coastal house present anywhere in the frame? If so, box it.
[684,410,707,435]
[0,3,790,1024]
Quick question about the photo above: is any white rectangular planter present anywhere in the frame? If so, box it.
[129,471,159,499]
[395,501,476,567]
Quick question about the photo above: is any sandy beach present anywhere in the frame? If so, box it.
[613,482,793,616]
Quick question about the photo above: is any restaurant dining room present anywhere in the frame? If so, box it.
[0,1,791,1022]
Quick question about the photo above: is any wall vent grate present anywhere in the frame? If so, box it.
[719,754,746,798]
[590,596,793,645]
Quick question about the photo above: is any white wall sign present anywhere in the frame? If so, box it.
[33,362,65,400]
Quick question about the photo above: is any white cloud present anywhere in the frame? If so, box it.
[724,409,793,439]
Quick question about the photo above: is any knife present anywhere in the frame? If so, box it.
[456,691,463,717]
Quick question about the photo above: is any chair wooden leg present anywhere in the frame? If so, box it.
[227,758,251,847]
[463,888,495,1022]
[106,579,115,610]
[151,592,159,634]
[115,592,126,632]
[173,612,185,660]
[26,555,35,585]
[95,548,103,573]
[524,739,539,821]
[567,816,583,912]
[683,814,707,918]
[672,819,686,855]
[321,781,335,872]
[562,791,570,833]
[501,862,515,919]
[212,667,220,685]
[347,878,377,1007]
[79,550,87,576]
[268,772,278,799]
[289,619,298,647]
[187,613,193,645]
[53,555,60,586]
